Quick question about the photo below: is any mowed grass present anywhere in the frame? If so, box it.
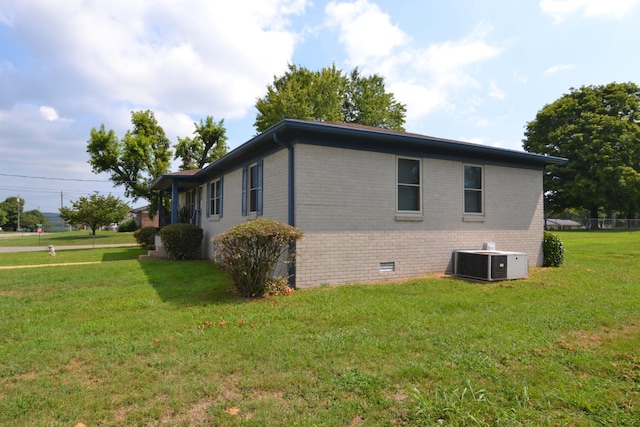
[0,230,136,247]
[0,231,639,426]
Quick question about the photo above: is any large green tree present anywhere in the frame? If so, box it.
[0,206,8,228]
[87,110,172,215]
[174,116,229,170]
[0,197,24,231]
[523,82,640,227]
[0,197,50,231]
[59,192,131,236]
[254,64,406,132]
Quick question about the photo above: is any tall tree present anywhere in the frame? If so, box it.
[174,116,229,170]
[59,192,131,236]
[254,64,406,133]
[0,196,24,231]
[87,110,172,215]
[523,82,640,228]
[0,206,8,228]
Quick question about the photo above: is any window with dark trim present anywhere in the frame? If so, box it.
[185,189,197,223]
[397,157,421,212]
[464,165,483,214]
[207,177,223,217]
[242,159,263,216]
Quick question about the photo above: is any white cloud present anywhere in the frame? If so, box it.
[324,2,502,124]
[325,0,409,66]
[3,0,307,119]
[489,81,505,100]
[544,63,576,76]
[540,0,640,22]
[39,106,62,122]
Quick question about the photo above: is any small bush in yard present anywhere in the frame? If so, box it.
[117,218,138,232]
[212,219,303,298]
[160,223,203,260]
[134,226,157,249]
[543,231,564,267]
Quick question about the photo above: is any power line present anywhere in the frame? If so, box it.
[0,172,111,182]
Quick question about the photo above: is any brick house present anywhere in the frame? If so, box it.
[130,205,159,229]
[151,119,566,287]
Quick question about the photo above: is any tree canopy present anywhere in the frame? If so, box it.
[0,197,50,231]
[174,116,229,170]
[59,192,131,235]
[523,82,640,224]
[87,110,172,203]
[254,64,407,133]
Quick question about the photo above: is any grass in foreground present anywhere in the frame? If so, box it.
[0,232,639,426]
[0,230,135,247]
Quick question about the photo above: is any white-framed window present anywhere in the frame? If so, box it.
[397,157,421,212]
[463,164,483,214]
[242,159,263,216]
[207,177,223,218]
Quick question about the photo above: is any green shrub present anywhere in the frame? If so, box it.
[543,231,564,267]
[117,218,138,232]
[133,226,157,249]
[212,219,303,297]
[160,223,203,260]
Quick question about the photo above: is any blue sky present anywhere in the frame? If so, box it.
[1,0,639,212]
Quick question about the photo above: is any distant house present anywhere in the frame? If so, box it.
[151,119,566,287]
[545,218,582,230]
[130,205,159,229]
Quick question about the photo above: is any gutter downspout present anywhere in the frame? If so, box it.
[273,132,296,288]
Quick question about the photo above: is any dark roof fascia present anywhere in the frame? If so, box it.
[279,119,567,170]
[194,131,285,184]
[151,119,567,192]
[151,172,200,193]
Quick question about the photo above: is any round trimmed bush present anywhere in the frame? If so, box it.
[133,226,157,249]
[212,219,303,297]
[160,223,203,260]
[543,231,564,267]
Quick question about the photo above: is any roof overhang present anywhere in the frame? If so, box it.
[151,119,567,192]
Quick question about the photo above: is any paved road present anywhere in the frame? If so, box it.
[0,243,138,253]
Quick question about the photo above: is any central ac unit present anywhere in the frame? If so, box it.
[453,250,528,281]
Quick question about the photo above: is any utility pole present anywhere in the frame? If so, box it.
[61,191,64,232]
[17,195,20,231]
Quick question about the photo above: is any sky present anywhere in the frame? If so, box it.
[1,0,639,213]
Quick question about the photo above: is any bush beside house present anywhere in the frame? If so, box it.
[212,219,303,297]
[160,223,203,260]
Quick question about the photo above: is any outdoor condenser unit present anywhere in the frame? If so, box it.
[453,250,528,281]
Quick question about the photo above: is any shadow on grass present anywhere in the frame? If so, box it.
[101,247,147,262]
[137,258,244,306]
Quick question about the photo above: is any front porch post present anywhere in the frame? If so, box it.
[157,191,164,227]
[171,181,179,224]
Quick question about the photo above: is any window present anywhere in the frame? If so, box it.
[464,165,483,214]
[242,159,263,216]
[185,189,196,223]
[207,177,223,217]
[397,158,421,212]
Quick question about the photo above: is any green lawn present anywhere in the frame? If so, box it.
[0,231,639,426]
[0,230,136,247]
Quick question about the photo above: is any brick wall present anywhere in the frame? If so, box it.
[293,144,545,287]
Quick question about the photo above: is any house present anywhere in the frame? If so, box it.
[130,205,159,229]
[151,119,566,287]
[545,218,582,230]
